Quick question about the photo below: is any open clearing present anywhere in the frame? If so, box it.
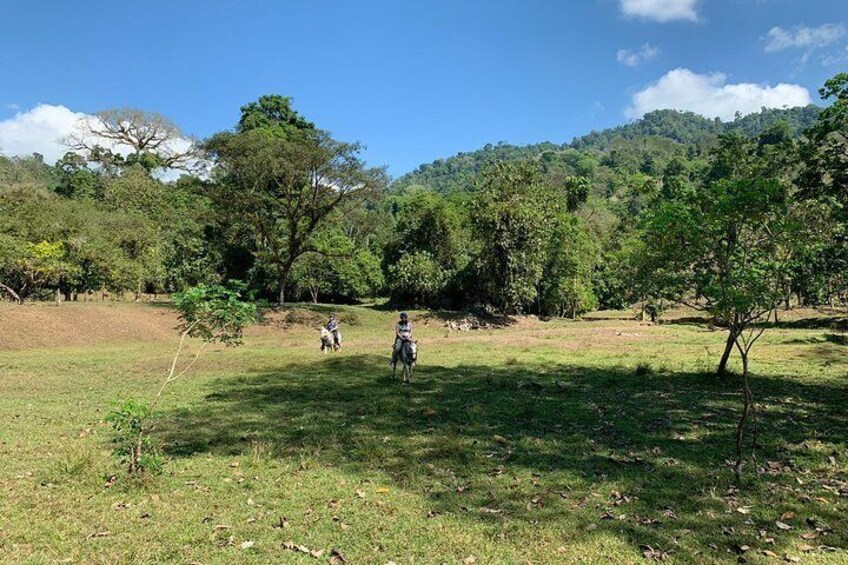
[1,303,846,564]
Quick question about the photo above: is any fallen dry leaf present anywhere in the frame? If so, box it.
[464,556,477,564]
[800,531,819,540]
[640,545,670,561]
[240,540,255,550]
[780,511,796,521]
[776,521,793,531]
[798,544,815,552]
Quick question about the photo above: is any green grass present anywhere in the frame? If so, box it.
[1,304,847,564]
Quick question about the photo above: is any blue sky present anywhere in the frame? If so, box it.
[1,0,846,176]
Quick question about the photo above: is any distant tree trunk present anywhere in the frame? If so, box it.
[310,285,319,304]
[0,282,22,304]
[717,330,736,375]
[277,257,298,307]
[55,288,61,305]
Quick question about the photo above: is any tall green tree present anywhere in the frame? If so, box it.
[540,215,599,318]
[798,73,848,306]
[207,97,387,305]
[473,161,553,314]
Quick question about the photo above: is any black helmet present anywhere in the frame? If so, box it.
[400,312,409,320]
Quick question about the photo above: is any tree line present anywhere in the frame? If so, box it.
[1,75,846,330]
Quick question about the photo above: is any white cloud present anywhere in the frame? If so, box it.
[619,0,699,23]
[764,23,846,52]
[822,45,848,66]
[617,43,661,67]
[0,104,88,164]
[625,68,812,121]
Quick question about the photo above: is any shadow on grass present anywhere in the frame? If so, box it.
[761,317,848,331]
[157,355,848,561]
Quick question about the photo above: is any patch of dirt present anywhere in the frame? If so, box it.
[0,303,179,351]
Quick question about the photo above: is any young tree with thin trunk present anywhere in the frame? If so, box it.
[107,284,256,474]
[638,143,807,477]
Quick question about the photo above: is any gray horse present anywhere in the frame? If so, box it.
[393,339,418,384]
[320,327,341,353]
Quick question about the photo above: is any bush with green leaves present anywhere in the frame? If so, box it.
[105,398,163,475]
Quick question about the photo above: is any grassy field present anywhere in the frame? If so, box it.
[1,303,846,564]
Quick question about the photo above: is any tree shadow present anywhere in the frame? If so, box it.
[156,355,848,561]
[762,317,848,330]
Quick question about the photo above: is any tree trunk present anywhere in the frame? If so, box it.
[717,330,736,375]
[0,282,22,304]
[734,347,751,480]
[277,259,296,307]
[310,284,319,304]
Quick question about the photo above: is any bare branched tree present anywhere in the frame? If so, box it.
[64,108,203,173]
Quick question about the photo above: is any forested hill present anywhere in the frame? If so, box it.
[392,105,821,193]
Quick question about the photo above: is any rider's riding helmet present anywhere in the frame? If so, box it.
[400,312,409,320]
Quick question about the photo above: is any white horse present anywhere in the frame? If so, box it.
[393,339,418,384]
[320,327,341,353]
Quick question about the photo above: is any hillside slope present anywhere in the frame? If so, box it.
[392,106,821,193]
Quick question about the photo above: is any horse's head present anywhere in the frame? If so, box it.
[408,340,418,363]
[320,327,331,340]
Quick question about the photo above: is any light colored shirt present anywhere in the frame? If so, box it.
[396,320,412,339]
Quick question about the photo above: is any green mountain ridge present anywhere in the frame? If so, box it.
[392,105,821,193]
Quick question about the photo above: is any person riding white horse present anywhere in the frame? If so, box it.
[390,312,413,369]
[326,314,341,347]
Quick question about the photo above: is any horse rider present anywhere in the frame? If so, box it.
[326,314,341,347]
[390,312,413,368]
